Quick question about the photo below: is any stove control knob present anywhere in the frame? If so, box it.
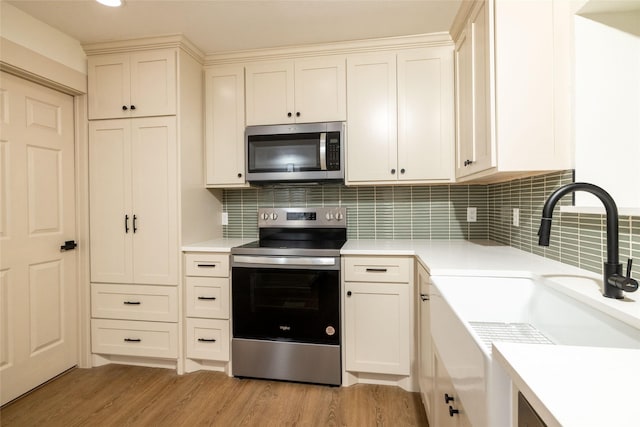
[335,212,344,221]
[270,212,278,220]
[325,212,334,221]
[261,212,269,220]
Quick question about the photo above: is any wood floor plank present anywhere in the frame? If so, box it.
[0,365,429,426]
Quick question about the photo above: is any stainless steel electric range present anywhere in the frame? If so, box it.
[230,207,346,386]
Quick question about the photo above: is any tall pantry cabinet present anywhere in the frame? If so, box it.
[85,36,222,371]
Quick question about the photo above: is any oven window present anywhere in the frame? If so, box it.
[232,266,340,345]
[248,133,320,172]
[253,272,320,311]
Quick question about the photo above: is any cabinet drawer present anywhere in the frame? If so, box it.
[91,319,178,359]
[185,277,229,319]
[91,283,178,322]
[184,253,229,277]
[185,318,230,361]
[344,256,412,283]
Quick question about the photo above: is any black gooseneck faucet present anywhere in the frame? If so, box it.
[538,182,638,299]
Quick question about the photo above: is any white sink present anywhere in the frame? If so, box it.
[429,274,640,427]
[435,275,640,352]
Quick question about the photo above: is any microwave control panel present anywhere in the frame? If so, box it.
[327,132,341,170]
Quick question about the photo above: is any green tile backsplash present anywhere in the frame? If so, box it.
[223,184,488,240]
[222,170,640,277]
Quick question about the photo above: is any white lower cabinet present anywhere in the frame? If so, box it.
[185,318,230,361]
[90,283,179,366]
[416,262,435,422]
[183,252,231,373]
[91,319,178,359]
[433,350,472,427]
[343,256,415,390]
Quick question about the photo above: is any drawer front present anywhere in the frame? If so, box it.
[91,283,178,322]
[185,277,229,319]
[91,319,178,359]
[184,253,229,277]
[185,318,230,361]
[344,256,412,283]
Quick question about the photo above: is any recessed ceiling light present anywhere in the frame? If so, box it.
[96,0,123,7]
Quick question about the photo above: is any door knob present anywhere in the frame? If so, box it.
[60,240,77,251]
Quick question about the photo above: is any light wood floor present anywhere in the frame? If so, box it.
[0,365,428,426]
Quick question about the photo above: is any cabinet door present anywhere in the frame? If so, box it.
[129,49,177,118]
[454,26,474,178]
[416,263,434,421]
[344,281,410,375]
[469,0,493,173]
[88,54,131,120]
[456,0,494,178]
[205,65,246,187]
[294,57,346,123]
[398,48,454,182]
[245,61,295,125]
[346,53,398,183]
[434,352,472,427]
[89,120,133,283]
[130,117,178,285]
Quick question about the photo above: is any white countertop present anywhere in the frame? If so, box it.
[181,238,254,252]
[493,342,640,427]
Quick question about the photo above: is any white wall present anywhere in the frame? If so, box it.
[574,11,640,210]
[0,2,86,74]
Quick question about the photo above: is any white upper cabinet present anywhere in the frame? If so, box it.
[245,57,346,125]
[204,65,247,187]
[452,0,572,181]
[88,49,177,120]
[573,5,640,212]
[346,48,454,185]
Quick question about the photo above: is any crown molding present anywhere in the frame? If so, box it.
[203,32,453,66]
[82,34,204,63]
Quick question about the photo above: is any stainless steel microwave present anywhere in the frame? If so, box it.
[245,122,345,183]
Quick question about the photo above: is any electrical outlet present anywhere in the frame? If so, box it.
[221,212,228,226]
[467,207,477,222]
[513,208,520,227]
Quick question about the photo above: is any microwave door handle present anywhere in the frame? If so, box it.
[319,132,327,171]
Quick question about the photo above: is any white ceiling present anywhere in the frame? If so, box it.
[6,0,464,55]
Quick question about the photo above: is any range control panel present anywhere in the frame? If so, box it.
[258,207,346,228]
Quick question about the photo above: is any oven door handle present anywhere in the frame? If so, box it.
[233,255,336,267]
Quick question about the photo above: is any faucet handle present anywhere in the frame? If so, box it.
[607,258,639,293]
[621,259,638,292]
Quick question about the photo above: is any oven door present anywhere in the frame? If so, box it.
[231,256,340,345]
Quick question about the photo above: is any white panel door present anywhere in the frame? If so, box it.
[294,57,346,123]
[0,72,77,405]
[204,65,246,186]
[87,53,131,120]
[245,61,295,125]
[129,50,177,118]
[346,53,398,183]
[130,117,178,285]
[398,48,454,182]
[344,281,410,375]
[89,120,133,283]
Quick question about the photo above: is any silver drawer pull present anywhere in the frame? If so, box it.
[197,264,217,268]
[123,301,141,305]
[197,296,217,300]
[197,338,217,342]
[124,338,141,342]
[366,268,388,273]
